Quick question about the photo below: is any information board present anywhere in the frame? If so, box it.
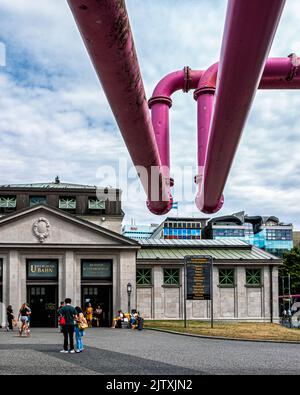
[185,256,212,300]
[81,260,112,280]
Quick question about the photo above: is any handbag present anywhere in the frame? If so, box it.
[78,316,88,330]
[60,316,66,326]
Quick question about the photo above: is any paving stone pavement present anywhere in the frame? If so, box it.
[0,328,299,375]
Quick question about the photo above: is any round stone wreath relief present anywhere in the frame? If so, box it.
[33,217,50,243]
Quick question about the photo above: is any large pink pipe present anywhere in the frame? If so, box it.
[67,0,172,215]
[196,0,286,213]
[195,55,300,213]
[148,68,203,169]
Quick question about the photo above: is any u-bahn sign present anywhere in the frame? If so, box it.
[185,255,212,300]
[27,260,58,280]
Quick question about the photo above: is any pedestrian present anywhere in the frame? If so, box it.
[58,301,65,333]
[137,311,144,331]
[6,305,14,332]
[18,303,31,337]
[287,309,292,328]
[86,303,93,328]
[113,310,124,329]
[95,305,103,328]
[59,298,77,354]
[26,304,32,335]
[74,306,88,353]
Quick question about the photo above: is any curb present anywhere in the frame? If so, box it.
[145,327,300,345]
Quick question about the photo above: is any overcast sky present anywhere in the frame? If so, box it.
[1,0,300,228]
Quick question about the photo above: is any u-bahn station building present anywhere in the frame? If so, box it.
[0,181,281,327]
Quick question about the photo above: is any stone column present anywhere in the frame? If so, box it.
[272,266,280,323]
[64,251,76,303]
[119,251,136,314]
[8,250,22,313]
[0,255,8,326]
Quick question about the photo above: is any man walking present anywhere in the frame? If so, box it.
[59,298,77,354]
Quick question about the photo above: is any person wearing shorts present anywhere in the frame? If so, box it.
[18,303,31,337]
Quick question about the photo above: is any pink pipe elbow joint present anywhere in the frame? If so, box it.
[148,67,203,202]
[193,54,299,214]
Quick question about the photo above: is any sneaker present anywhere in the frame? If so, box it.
[60,350,68,354]
[69,350,75,354]
[75,350,81,353]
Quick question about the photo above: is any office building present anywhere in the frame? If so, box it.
[203,212,293,257]
[151,217,209,240]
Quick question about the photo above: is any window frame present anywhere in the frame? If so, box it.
[88,198,106,210]
[218,268,235,287]
[0,196,17,208]
[59,197,76,210]
[163,268,181,287]
[245,268,263,287]
[136,268,153,287]
[29,196,47,207]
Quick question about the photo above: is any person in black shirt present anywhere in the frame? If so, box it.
[7,306,14,332]
[59,298,77,354]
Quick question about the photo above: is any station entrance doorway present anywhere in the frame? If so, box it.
[81,259,113,327]
[26,259,58,328]
[27,285,58,327]
[81,285,112,327]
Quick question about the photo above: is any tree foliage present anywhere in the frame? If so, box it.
[280,247,300,294]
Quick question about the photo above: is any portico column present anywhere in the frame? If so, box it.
[8,250,22,313]
[63,251,77,304]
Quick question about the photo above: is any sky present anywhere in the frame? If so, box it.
[1,0,300,228]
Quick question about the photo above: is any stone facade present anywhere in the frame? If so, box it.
[136,261,280,322]
[0,205,138,327]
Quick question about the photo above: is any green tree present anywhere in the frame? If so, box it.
[280,247,300,294]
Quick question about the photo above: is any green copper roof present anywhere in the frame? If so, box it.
[0,182,97,190]
[138,239,280,261]
[0,182,97,189]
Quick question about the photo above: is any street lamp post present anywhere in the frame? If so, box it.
[127,282,132,315]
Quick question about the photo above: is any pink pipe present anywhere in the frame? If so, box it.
[194,63,218,205]
[259,55,300,89]
[68,0,172,215]
[195,55,299,214]
[196,0,286,214]
[148,68,203,170]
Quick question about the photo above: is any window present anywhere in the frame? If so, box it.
[246,269,262,286]
[219,269,235,286]
[0,196,16,208]
[88,198,105,210]
[163,268,180,286]
[214,228,245,238]
[59,197,76,210]
[266,229,292,241]
[137,268,152,286]
[30,196,47,207]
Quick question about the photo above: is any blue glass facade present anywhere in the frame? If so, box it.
[163,228,201,239]
[213,227,293,257]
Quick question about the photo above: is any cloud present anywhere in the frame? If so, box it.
[0,0,300,229]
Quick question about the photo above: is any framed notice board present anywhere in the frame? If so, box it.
[185,256,212,300]
[184,255,214,328]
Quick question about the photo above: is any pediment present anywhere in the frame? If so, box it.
[0,205,138,247]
